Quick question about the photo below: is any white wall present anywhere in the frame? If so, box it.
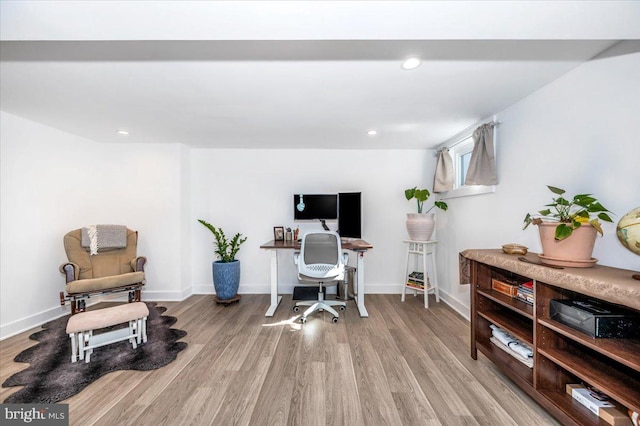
[190,149,433,295]
[0,112,187,338]
[3,42,639,337]
[436,41,640,317]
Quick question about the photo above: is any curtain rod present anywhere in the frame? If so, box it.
[433,117,501,156]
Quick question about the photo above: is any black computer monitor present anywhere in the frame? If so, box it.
[338,192,362,238]
[293,194,338,220]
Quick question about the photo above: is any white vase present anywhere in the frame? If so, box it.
[406,213,435,241]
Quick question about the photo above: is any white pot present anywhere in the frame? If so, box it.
[406,213,435,241]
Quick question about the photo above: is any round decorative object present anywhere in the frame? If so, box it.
[617,207,640,256]
[502,244,528,255]
[212,260,241,300]
[406,213,435,241]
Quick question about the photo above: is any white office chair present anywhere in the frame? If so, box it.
[293,231,348,323]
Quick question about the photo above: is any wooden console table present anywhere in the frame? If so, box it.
[462,249,640,426]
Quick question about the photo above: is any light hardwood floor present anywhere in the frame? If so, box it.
[1,294,560,425]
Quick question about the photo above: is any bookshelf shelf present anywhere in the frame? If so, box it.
[477,308,533,345]
[477,288,534,319]
[538,389,610,426]
[467,249,640,426]
[476,337,533,386]
[538,317,640,371]
[538,347,640,413]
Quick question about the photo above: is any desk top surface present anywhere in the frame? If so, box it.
[260,239,373,250]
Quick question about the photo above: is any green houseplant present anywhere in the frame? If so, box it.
[198,219,247,300]
[404,187,448,241]
[405,187,448,214]
[522,185,613,266]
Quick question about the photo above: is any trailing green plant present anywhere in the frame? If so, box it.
[405,187,448,214]
[523,185,613,240]
[198,219,247,262]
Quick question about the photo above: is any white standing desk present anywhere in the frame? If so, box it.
[259,239,374,317]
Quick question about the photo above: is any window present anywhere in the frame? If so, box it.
[438,123,496,199]
[450,135,474,190]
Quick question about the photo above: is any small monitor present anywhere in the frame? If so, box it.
[294,194,338,220]
[338,192,362,239]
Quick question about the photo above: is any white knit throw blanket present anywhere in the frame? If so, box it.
[87,225,99,256]
[81,225,127,255]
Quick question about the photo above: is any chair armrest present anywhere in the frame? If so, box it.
[293,252,300,265]
[342,253,349,265]
[59,262,79,283]
[131,256,147,272]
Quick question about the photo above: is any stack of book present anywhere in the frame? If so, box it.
[566,384,632,425]
[516,280,534,305]
[491,279,518,297]
[406,271,427,290]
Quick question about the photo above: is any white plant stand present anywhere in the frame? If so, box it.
[401,240,439,309]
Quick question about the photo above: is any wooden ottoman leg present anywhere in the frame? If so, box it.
[128,320,138,349]
[142,317,148,343]
[69,333,77,363]
[78,332,85,361]
[136,318,143,344]
[84,331,93,363]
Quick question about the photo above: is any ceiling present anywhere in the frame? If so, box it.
[1,2,638,150]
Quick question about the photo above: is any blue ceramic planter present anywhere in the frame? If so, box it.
[212,260,240,300]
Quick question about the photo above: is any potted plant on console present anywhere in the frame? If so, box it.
[522,185,613,268]
[405,187,448,241]
[198,219,247,302]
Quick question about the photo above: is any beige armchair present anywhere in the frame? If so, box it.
[59,227,146,314]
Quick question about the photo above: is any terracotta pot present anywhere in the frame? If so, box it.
[406,213,435,241]
[538,222,597,263]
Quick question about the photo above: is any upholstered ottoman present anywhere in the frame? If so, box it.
[66,302,149,363]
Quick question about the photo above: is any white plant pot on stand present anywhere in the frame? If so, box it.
[406,213,436,241]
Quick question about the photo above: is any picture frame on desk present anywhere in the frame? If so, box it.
[273,226,285,241]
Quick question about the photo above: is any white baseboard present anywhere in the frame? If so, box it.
[142,288,192,302]
[191,283,401,295]
[0,304,71,340]
[437,289,471,321]
[1,284,470,340]
[0,289,193,341]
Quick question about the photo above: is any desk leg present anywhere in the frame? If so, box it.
[355,251,369,317]
[265,249,282,316]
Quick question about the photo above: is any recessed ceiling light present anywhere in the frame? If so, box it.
[367,130,377,136]
[116,129,129,135]
[401,57,421,70]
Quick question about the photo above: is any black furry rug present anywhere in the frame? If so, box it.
[2,302,187,403]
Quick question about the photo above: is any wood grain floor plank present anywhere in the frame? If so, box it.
[1,294,561,426]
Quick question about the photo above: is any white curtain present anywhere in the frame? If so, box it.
[465,123,498,186]
[433,149,453,193]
